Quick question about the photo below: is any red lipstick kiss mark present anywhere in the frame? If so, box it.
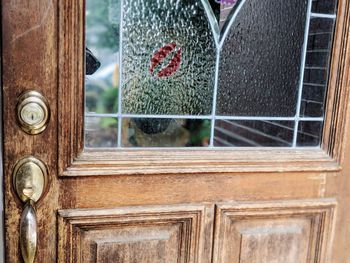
[149,43,182,78]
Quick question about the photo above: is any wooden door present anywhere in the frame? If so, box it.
[2,0,350,262]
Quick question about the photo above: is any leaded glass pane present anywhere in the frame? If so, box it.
[217,0,308,116]
[301,17,335,117]
[85,117,118,148]
[122,118,211,147]
[85,0,120,114]
[312,0,338,14]
[214,120,294,147]
[297,121,323,146]
[121,0,216,115]
[85,0,338,148]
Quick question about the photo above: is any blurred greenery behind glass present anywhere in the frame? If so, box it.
[85,0,120,147]
[85,0,120,115]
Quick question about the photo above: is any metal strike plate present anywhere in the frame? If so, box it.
[16,91,50,135]
[13,157,48,203]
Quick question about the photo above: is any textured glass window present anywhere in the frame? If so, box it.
[217,0,308,116]
[85,0,338,148]
[122,0,216,115]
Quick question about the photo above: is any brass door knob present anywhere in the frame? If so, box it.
[13,156,48,263]
[13,156,48,203]
[16,91,50,135]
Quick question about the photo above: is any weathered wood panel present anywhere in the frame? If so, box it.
[213,200,336,263]
[58,204,214,263]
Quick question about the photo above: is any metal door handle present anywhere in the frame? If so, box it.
[13,157,48,263]
[20,200,37,263]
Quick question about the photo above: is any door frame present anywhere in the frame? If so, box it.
[0,19,4,258]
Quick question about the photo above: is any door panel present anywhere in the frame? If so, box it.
[58,204,214,263]
[213,200,336,263]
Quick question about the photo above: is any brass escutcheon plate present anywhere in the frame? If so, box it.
[16,91,50,135]
[13,156,48,203]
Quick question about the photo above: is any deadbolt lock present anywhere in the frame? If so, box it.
[16,91,50,135]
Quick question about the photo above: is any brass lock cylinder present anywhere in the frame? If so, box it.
[16,91,50,135]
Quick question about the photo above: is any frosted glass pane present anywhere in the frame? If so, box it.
[122,0,216,115]
[217,0,308,116]
[214,120,294,147]
[122,118,211,147]
[85,0,120,114]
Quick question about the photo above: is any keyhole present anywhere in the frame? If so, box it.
[31,113,34,120]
